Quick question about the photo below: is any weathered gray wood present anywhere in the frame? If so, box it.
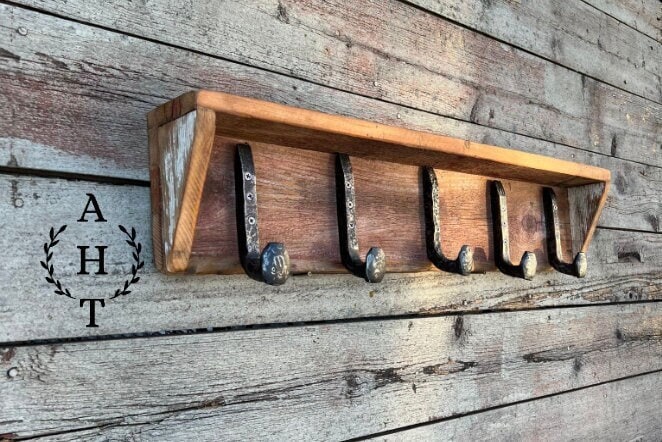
[1,304,660,440]
[584,0,661,42]
[1,5,661,234]
[372,371,662,441]
[2,173,661,342]
[4,2,661,168]
[408,0,661,102]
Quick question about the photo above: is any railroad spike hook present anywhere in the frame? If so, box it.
[235,143,290,285]
[335,153,386,283]
[490,181,537,280]
[422,166,473,275]
[543,187,587,278]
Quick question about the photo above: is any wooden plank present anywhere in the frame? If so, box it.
[371,372,662,441]
[583,0,661,42]
[185,135,579,274]
[6,1,661,168]
[1,304,660,439]
[1,174,661,342]
[154,109,216,273]
[153,91,611,186]
[149,93,609,274]
[407,0,661,101]
[0,5,660,234]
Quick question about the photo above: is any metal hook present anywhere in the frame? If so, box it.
[490,181,537,280]
[235,143,290,285]
[335,153,386,283]
[422,167,473,275]
[543,187,587,278]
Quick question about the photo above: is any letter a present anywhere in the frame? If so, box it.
[78,193,107,222]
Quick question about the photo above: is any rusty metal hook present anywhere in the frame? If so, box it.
[490,181,537,280]
[543,187,587,278]
[235,143,290,285]
[422,167,473,275]
[335,153,386,283]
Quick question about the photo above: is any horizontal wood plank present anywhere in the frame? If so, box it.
[4,1,661,168]
[372,371,662,441]
[407,0,661,102]
[583,0,661,42]
[189,135,579,274]
[0,5,660,234]
[1,174,661,342]
[1,304,660,439]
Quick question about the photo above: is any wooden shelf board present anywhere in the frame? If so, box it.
[147,91,610,275]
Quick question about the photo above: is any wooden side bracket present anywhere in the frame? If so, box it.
[148,90,610,278]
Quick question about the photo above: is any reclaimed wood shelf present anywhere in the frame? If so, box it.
[147,90,610,278]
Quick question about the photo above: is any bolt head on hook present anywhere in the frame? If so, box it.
[365,247,386,283]
[261,242,290,286]
[457,245,474,276]
[573,252,587,278]
[520,252,537,280]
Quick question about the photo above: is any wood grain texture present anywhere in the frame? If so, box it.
[583,0,661,42]
[0,2,659,438]
[568,182,609,253]
[7,0,662,167]
[153,92,611,185]
[2,174,660,342]
[1,304,660,440]
[0,5,659,235]
[187,134,579,274]
[408,0,661,101]
[149,93,609,274]
[154,108,216,272]
[372,372,662,441]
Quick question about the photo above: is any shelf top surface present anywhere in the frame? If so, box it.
[148,90,611,186]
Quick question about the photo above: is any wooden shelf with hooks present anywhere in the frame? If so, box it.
[148,90,610,277]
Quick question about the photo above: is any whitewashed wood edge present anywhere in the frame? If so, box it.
[1,303,660,440]
[2,174,661,342]
[1,2,660,175]
[370,371,662,442]
[158,111,196,268]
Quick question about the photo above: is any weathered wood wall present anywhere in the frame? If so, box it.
[1,0,660,440]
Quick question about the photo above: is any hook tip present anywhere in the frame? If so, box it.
[365,247,386,283]
[574,252,587,278]
[458,245,474,276]
[261,242,290,285]
[521,252,537,280]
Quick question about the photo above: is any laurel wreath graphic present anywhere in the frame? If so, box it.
[111,225,145,299]
[41,224,144,300]
[41,225,74,299]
